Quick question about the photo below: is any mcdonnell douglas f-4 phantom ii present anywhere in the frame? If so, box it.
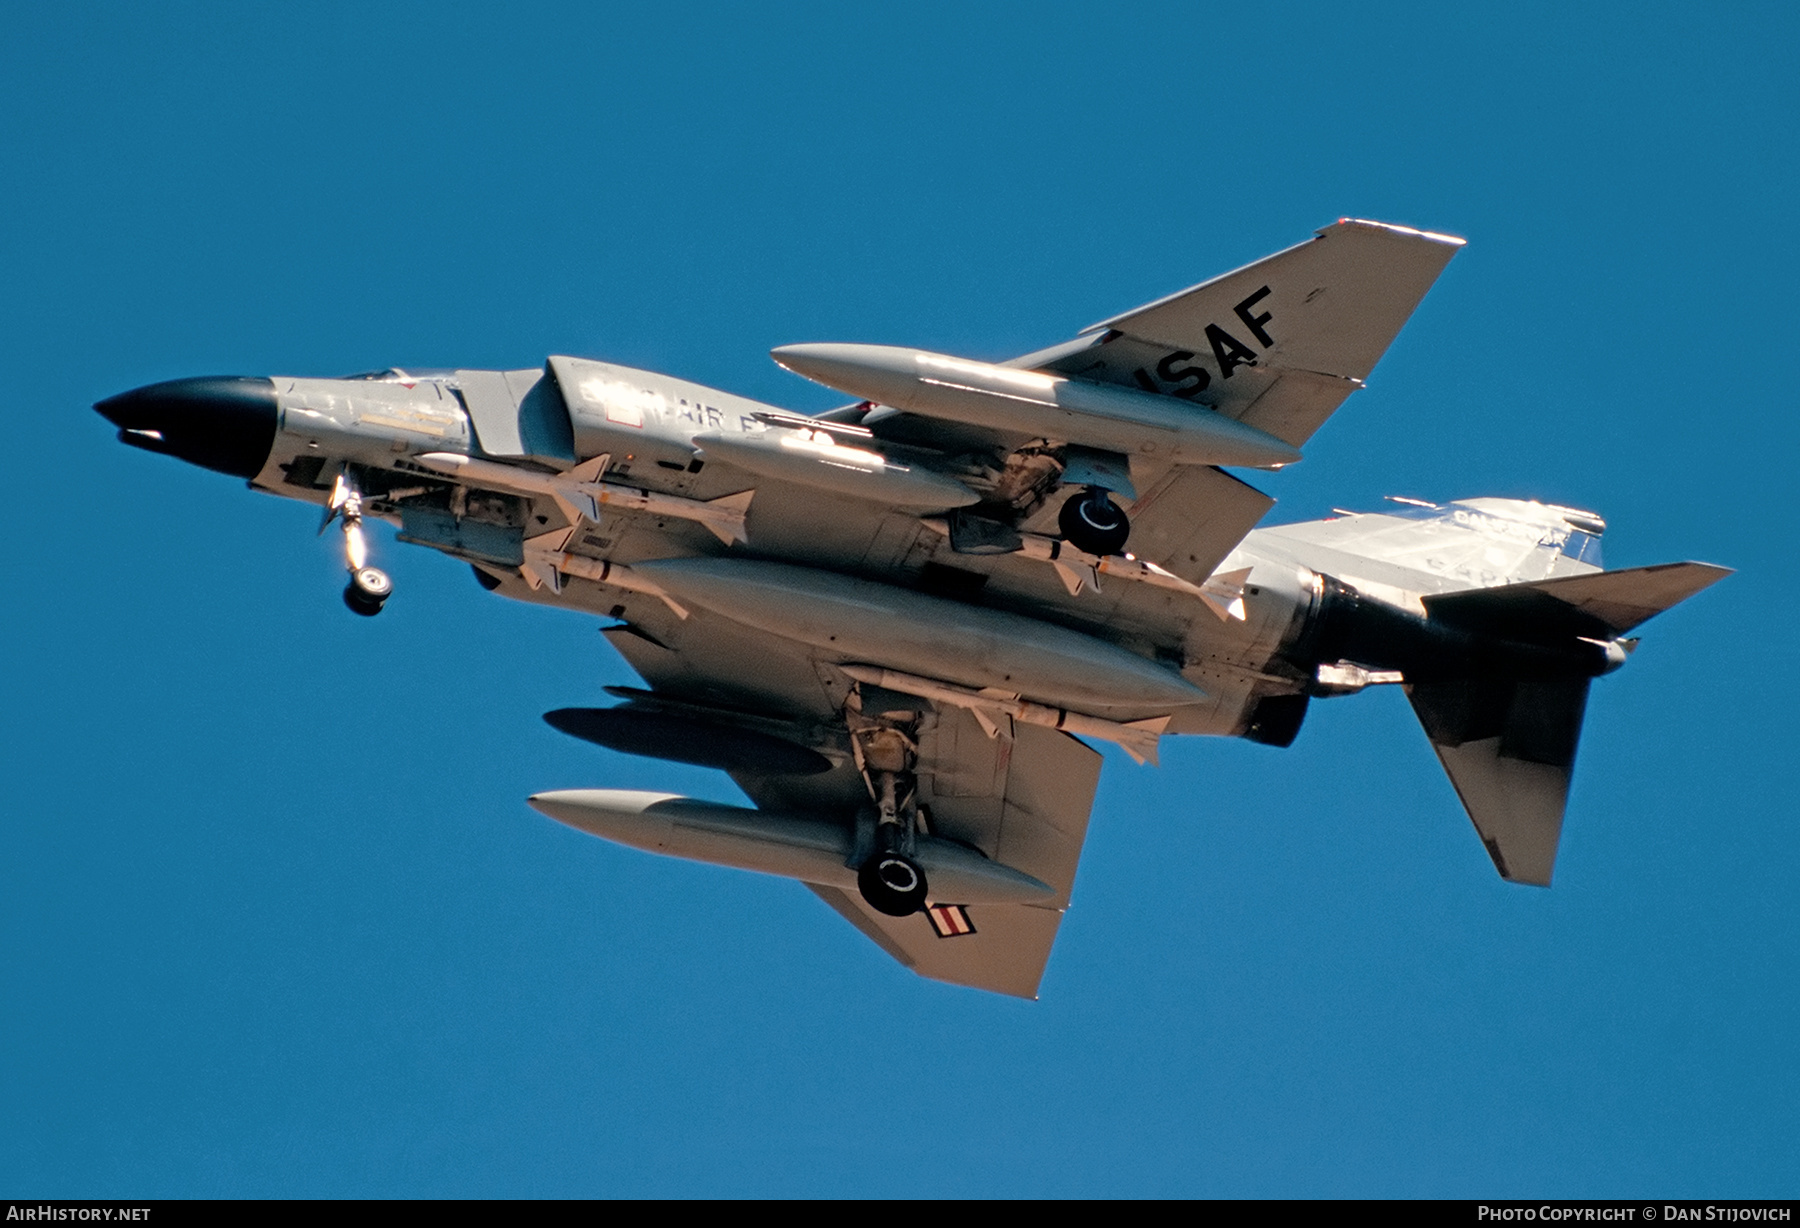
[97,220,1728,998]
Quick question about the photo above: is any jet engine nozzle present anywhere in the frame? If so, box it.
[96,376,279,479]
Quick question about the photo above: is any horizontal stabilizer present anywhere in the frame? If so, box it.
[1411,560,1726,884]
[1408,676,1591,886]
[1425,561,1731,639]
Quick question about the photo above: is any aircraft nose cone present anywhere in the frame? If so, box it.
[96,376,279,479]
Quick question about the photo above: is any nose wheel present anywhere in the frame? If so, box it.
[343,566,392,617]
[323,474,393,616]
[1059,485,1130,556]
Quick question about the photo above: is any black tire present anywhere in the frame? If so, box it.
[857,851,929,917]
[343,569,389,617]
[343,584,385,616]
[1059,489,1130,556]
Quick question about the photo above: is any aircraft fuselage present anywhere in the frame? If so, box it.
[98,361,1622,758]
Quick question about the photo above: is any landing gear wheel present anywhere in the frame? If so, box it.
[858,850,929,917]
[1059,487,1130,556]
[343,566,392,617]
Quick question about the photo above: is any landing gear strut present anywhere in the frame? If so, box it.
[1059,485,1130,556]
[857,769,929,916]
[849,698,930,917]
[323,473,392,617]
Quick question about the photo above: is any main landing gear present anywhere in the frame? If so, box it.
[857,767,929,917]
[322,474,393,617]
[1059,485,1130,556]
[849,694,930,917]
[859,839,928,917]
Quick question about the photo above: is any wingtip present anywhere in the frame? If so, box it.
[1325,218,1468,246]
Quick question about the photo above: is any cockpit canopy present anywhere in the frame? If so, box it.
[337,367,460,386]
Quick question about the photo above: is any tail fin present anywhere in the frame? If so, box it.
[1410,561,1729,886]
[1423,561,1732,639]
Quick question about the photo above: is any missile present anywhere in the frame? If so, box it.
[920,516,1251,618]
[693,427,978,511]
[528,789,1056,905]
[517,529,691,617]
[413,451,752,544]
[630,557,1206,714]
[839,665,1170,765]
[770,343,1303,469]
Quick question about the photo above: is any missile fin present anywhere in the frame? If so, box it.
[1051,559,1096,597]
[1117,715,1172,766]
[549,492,588,530]
[705,489,755,544]
[521,528,573,594]
[564,452,610,483]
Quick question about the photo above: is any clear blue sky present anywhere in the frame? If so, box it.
[2,0,1794,1197]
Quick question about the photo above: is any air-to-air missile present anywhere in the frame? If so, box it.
[837,665,1171,765]
[693,416,980,511]
[412,451,754,544]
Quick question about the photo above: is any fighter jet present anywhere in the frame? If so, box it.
[96,220,1727,998]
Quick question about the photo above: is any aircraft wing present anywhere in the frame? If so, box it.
[1121,463,1275,587]
[1025,218,1465,446]
[596,602,1105,999]
[1006,219,1461,582]
[806,713,1103,1000]
[765,221,1462,591]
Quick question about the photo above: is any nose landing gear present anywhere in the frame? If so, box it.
[322,474,392,617]
[344,565,393,616]
[1059,485,1130,557]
